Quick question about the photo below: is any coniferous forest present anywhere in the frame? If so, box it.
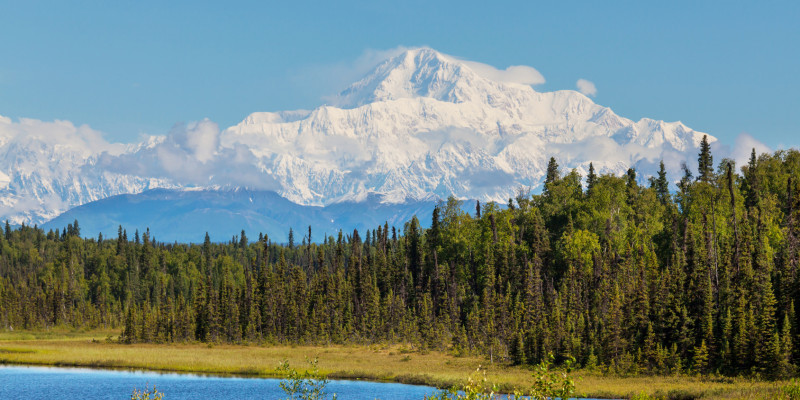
[1,138,800,379]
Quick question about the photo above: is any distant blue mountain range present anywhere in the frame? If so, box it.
[42,189,441,243]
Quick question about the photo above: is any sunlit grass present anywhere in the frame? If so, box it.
[573,372,786,399]
[0,331,787,399]
[0,327,118,341]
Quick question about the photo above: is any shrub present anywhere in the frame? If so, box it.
[130,384,164,400]
[424,353,576,400]
[278,358,337,400]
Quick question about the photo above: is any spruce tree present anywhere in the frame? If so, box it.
[544,157,560,196]
[510,330,526,365]
[692,339,709,375]
[743,148,761,209]
[586,162,597,194]
[756,281,780,378]
[698,135,714,182]
[781,312,794,377]
[655,160,670,204]
[122,305,136,343]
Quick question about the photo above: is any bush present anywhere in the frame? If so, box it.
[424,366,496,400]
[424,353,576,400]
[130,384,164,400]
[278,358,337,400]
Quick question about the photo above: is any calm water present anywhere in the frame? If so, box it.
[0,365,439,400]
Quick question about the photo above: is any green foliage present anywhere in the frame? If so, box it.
[423,367,497,400]
[781,380,800,400]
[424,354,575,400]
[278,358,337,400]
[630,392,659,400]
[525,354,576,400]
[691,340,709,375]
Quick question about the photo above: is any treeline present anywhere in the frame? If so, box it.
[1,137,800,379]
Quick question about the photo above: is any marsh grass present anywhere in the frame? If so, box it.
[0,331,789,399]
[0,328,118,341]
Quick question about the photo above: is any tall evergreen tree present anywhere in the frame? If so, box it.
[756,280,781,378]
[743,148,761,209]
[698,135,714,182]
[586,162,597,194]
[544,157,560,193]
[654,160,670,204]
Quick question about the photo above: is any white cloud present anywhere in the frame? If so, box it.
[169,118,219,163]
[704,131,771,170]
[544,134,711,187]
[458,61,545,86]
[0,114,123,156]
[0,115,131,222]
[99,119,281,191]
[731,132,771,166]
[576,79,597,97]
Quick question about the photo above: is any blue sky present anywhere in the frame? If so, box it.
[0,1,798,148]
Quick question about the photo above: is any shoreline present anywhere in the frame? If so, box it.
[0,333,789,399]
[0,359,444,389]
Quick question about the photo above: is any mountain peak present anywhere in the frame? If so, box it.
[332,47,490,108]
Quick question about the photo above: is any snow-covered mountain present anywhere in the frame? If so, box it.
[223,47,711,205]
[0,116,174,225]
[1,47,713,227]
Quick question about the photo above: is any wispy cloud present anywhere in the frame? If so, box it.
[457,61,545,85]
[576,79,597,97]
[294,46,413,104]
[297,46,548,104]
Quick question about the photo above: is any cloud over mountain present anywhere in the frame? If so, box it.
[576,79,597,96]
[457,61,545,85]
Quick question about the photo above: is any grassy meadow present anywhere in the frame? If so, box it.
[0,329,792,400]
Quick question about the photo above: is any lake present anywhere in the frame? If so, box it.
[0,365,440,399]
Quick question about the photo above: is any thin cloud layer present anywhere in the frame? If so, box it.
[299,46,413,104]
[576,79,597,97]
